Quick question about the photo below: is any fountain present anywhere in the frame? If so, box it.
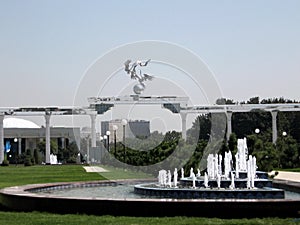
[134,138,285,199]
[0,55,299,217]
[1,137,298,217]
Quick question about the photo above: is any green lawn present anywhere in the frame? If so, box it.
[0,212,298,225]
[278,168,300,173]
[0,165,299,225]
[0,165,104,189]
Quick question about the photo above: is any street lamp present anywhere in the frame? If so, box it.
[13,138,18,164]
[112,125,118,156]
[121,119,128,162]
[99,135,104,163]
[106,130,111,152]
[255,128,260,134]
[87,135,90,164]
[282,131,287,137]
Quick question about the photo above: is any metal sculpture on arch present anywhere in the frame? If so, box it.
[124,59,154,94]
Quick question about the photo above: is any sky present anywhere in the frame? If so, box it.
[0,0,300,131]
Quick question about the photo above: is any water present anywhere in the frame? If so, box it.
[39,183,300,200]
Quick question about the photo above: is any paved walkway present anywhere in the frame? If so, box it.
[83,166,109,173]
[271,171,300,182]
[271,171,300,193]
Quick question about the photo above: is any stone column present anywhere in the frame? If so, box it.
[271,111,278,144]
[0,114,4,163]
[90,113,97,148]
[18,138,22,155]
[226,111,233,141]
[180,112,187,141]
[61,137,65,149]
[45,113,51,164]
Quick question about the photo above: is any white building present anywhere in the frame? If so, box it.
[3,117,80,162]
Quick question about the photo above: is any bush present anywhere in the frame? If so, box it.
[34,149,41,165]
[24,156,32,166]
[1,159,9,166]
[24,149,34,166]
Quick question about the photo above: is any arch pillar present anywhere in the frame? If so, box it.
[45,113,51,164]
[271,111,278,144]
[0,114,4,163]
[180,112,187,141]
[226,111,233,141]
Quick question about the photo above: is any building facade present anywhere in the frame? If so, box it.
[3,118,80,163]
[101,119,150,141]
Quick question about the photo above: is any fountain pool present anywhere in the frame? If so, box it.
[1,138,299,217]
[33,181,300,200]
[1,179,300,218]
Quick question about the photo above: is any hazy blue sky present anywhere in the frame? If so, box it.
[1,0,300,130]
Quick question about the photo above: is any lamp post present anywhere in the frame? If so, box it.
[255,128,260,134]
[282,131,287,137]
[13,138,18,164]
[87,135,90,164]
[121,119,128,162]
[112,125,118,156]
[99,136,103,163]
[106,131,111,152]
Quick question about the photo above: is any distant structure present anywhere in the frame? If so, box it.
[101,119,150,141]
[3,117,80,162]
[124,59,154,94]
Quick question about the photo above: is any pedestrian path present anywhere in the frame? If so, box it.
[83,166,109,173]
[271,171,300,193]
[272,171,300,182]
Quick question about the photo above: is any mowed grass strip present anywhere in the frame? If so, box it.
[0,165,105,188]
[0,212,298,225]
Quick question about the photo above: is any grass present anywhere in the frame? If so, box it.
[278,168,300,173]
[0,165,104,189]
[0,212,299,225]
[0,165,299,224]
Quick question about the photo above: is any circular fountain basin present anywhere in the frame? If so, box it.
[0,180,300,218]
[134,183,285,199]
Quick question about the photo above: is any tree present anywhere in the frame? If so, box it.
[228,133,237,154]
[37,139,58,155]
[187,114,211,143]
[252,142,278,172]
[65,142,79,163]
[276,135,299,168]
[247,96,260,104]
[24,149,34,166]
[33,149,41,165]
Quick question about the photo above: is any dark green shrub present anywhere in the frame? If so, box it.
[24,149,33,166]
[1,159,9,166]
[34,149,41,165]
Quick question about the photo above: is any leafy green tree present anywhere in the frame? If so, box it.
[228,133,237,154]
[247,96,260,104]
[24,149,33,166]
[252,142,278,172]
[33,149,41,165]
[276,135,299,168]
[37,139,58,155]
[65,142,79,163]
